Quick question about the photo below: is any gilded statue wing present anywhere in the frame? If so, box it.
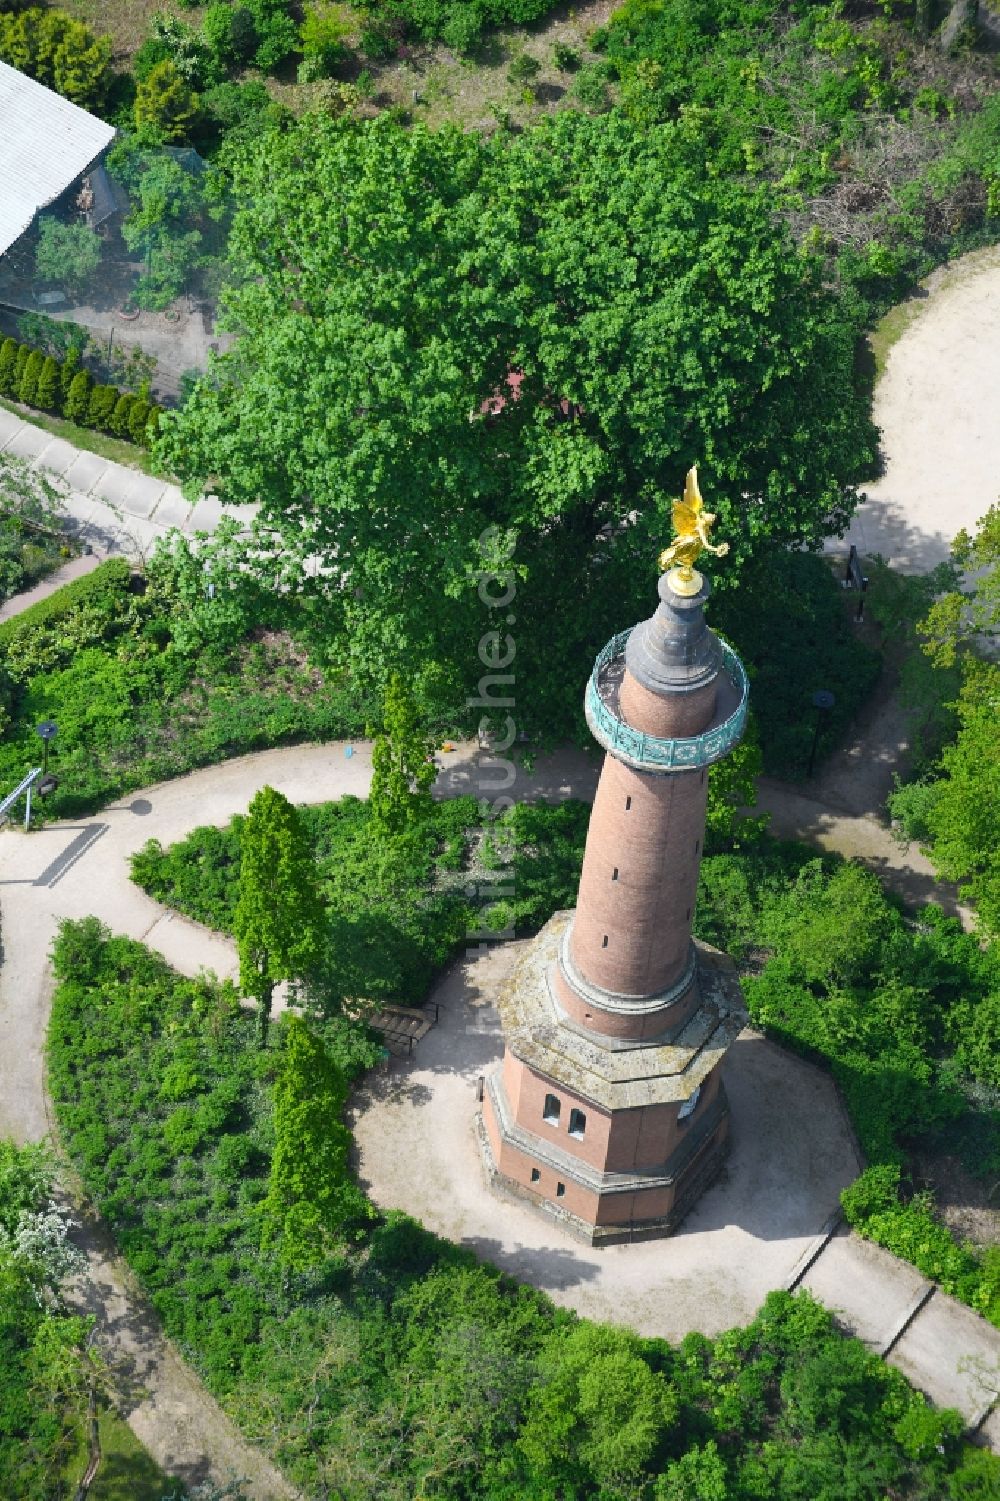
[670,466,703,537]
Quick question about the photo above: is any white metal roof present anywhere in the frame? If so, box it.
[0,61,115,257]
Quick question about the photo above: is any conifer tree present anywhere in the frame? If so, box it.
[17,349,44,407]
[64,369,91,423]
[36,355,60,412]
[261,1014,370,1269]
[0,338,17,396]
[234,785,326,1046]
[369,673,437,837]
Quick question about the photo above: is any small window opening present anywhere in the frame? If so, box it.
[612,867,619,881]
[569,1108,587,1139]
[530,1167,541,1183]
[543,1093,561,1126]
[556,1182,566,1198]
[678,1084,702,1124]
[694,838,700,854]
[685,907,691,922]
[625,796,632,810]
[602,935,609,948]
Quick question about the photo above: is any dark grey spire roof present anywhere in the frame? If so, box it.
[624,573,722,696]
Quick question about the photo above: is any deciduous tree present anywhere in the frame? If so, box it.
[156,109,876,735]
[34,218,101,299]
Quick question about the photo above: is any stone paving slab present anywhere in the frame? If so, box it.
[188,495,225,531]
[122,472,169,520]
[34,436,78,477]
[93,462,143,509]
[64,451,111,494]
[151,486,194,530]
[5,423,53,461]
[890,1289,1000,1424]
[0,408,24,445]
[801,1225,930,1351]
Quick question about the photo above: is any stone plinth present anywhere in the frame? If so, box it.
[479,910,746,1243]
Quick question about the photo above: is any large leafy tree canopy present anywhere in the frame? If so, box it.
[158,109,876,731]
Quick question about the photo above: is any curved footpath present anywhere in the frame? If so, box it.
[2,244,1000,1484]
[0,738,998,1490]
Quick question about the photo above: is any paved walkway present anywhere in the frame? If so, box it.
[0,740,997,1471]
[0,403,256,560]
[827,245,1000,573]
[353,937,1000,1437]
[2,240,1000,1478]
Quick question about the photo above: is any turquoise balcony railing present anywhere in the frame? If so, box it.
[585,629,748,772]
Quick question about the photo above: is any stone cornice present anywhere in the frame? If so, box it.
[496,910,746,1111]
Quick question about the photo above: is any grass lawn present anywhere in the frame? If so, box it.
[0,396,158,475]
[60,1408,176,1501]
[61,0,209,63]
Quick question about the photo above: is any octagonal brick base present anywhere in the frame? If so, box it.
[478,1074,731,1246]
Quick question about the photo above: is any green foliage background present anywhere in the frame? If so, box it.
[0,549,376,822]
[47,918,998,1500]
[134,792,1000,1326]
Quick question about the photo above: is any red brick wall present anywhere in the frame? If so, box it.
[507,1056,613,1170]
[570,753,709,1005]
[619,669,718,739]
[485,1057,727,1232]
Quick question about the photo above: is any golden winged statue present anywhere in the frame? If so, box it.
[657,466,729,594]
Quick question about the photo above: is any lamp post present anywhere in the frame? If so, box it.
[35,720,58,777]
[806,691,835,778]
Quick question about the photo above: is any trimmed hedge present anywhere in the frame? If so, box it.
[842,1166,1000,1324]
[0,557,131,658]
[0,336,162,449]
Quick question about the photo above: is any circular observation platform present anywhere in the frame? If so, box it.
[585,629,749,774]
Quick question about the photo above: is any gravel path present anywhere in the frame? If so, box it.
[832,245,1000,572]
[1,734,996,1476]
[3,241,1000,1480]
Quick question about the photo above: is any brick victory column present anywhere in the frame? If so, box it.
[480,468,750,1242]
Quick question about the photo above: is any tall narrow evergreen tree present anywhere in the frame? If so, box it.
[369,673,437,837]
[234,785,326,1046]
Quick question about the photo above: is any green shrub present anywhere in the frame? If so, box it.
[229,6,259,64]
[127,398,151,444]
[0,336,17,395]
[358,17,398,59]
[12,343,30,390]
[299,1,351,74]
[109,392,135,437]
[441,6,483,53]
[64,368,92,423]
[246,0,298,72]
[86,383,118,430]
[508,52,541,87]
[572,61,611,111]
[201,1,239,68]
[35,354,61,412]
[0,557,131,661]
[551,40,579,72]
[17,349,44,407]
[59,345,80,399]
